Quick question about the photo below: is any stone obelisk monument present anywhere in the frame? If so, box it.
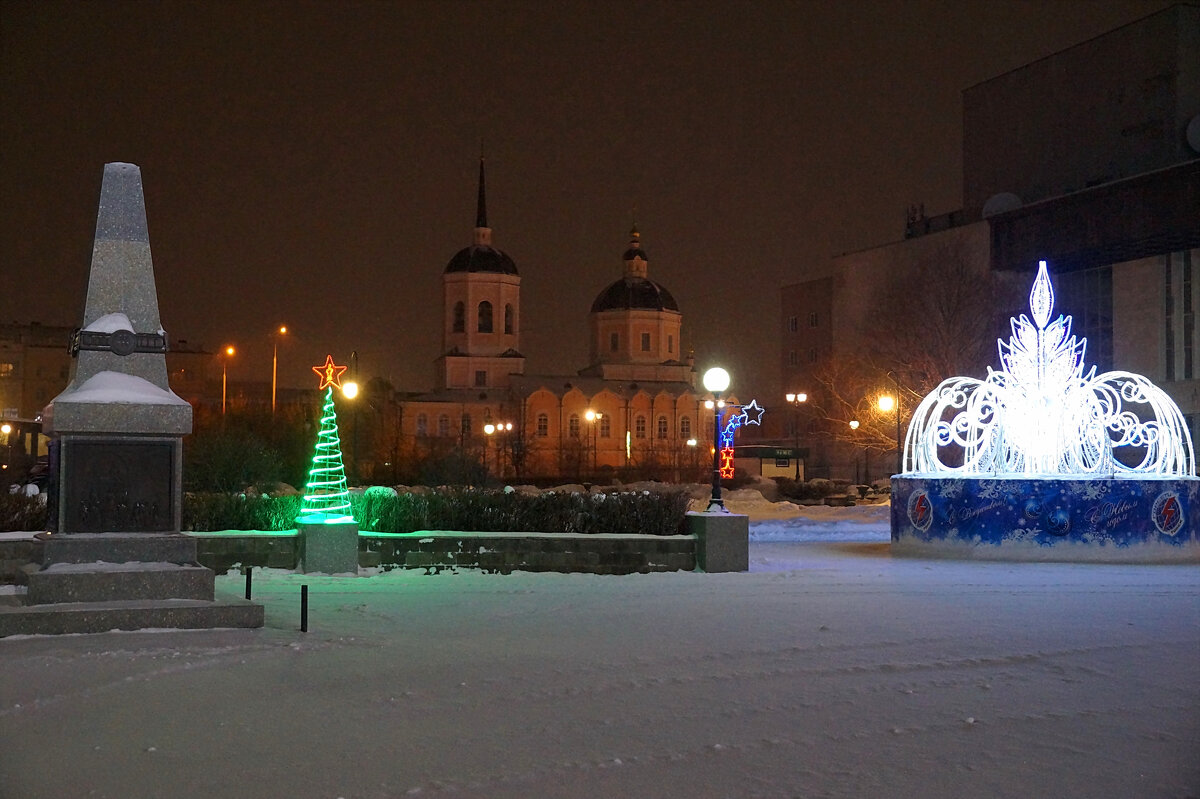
[0,163,262,636]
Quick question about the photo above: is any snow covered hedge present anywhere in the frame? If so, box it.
[181,488,692,536]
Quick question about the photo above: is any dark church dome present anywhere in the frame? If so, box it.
[444,246,519,275]
[590,276,679,313]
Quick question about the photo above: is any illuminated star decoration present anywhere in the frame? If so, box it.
[312,354,348,390]
[719,399,764,478]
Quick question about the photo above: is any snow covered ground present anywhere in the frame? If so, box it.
[1,504,1197,799]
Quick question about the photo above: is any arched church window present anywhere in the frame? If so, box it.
[453,302,465,333]
[416,414,428,436]
[657,416,668,439]
[680,416,692,438]
[635,416,647,439]
[504,304,514,335]
[437,414,450,437]
[536,413,549,437]
[568,414,581,438]
[599,415,611,438]
[478,301,493,333]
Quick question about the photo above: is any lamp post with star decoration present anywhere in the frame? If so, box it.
[297,355,355,526]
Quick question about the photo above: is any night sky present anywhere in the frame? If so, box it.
[0,0,1175,398]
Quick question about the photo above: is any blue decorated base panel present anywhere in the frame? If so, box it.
[891,476,1200,562]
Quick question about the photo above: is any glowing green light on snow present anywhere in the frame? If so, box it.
[297,384,355,525]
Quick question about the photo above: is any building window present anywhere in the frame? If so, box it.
[668,335,674,354]
[680,416,692,438]
[656,415,668,439]
[568,413,581,438]
[416,414,428,436]
[453,302,465,333]
[808,312,819,327]
[0,362,14,378]
[640,332,651,351]
[807,348,817,362]
[478,301,493,333]
[1060,264,1114,373]
[536,413,549,437]
[610,332,619,352]
[789,350,798,366]
[504,303,514,335]
[461,414,472,437]
[635,415,647,438]
[787,316,798,333]
[437,414,450,437]
[599,415,611,438]
[475,370,487,387]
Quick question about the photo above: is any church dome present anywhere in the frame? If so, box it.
[444,246,519,275]
[590,276,679,313]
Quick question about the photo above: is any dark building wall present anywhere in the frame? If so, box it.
[963,4,1200,218]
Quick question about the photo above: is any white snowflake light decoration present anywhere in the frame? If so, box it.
[905,262,1195,477]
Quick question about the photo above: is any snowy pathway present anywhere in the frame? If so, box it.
[0,520,1197,798]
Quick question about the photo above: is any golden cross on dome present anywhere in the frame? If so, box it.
[312,354,348,390]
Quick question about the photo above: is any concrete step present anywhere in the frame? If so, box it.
[0,597,264,637]
[39,533,198,565]
[26,562,215,604]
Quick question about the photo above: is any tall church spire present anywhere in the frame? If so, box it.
[473,156,492,247]
[476,156,488,228]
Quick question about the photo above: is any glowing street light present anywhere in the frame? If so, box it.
[584,409,602,471]
[271,325,288,415]
[703,366,731,512]
[221,345,235,415]
[784,391,807,479]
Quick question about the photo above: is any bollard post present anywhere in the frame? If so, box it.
[300,584,308,632]
[244,566,253,600]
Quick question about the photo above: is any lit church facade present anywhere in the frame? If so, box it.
[393,160,716,482]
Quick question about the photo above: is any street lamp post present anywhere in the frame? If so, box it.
[271,325,288,415]
[885,370,903,475]
[343,351,359,485]
[703,367,731,513]
[221,345,235,415]
[784,391,807,479]
[849,419,864,484]
[584,409,601,472]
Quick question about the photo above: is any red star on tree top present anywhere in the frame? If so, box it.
[312,354,348,390]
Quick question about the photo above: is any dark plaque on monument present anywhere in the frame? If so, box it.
[61,440,176,532]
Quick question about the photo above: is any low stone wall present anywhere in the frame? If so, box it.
[362,532,695,575]
[191,532,301,574]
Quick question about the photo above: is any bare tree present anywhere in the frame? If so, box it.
[809,239,1023,453]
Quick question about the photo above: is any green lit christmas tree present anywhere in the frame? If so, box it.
[297,355,355,524]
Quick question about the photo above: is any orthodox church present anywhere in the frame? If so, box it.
[395,159,716,481]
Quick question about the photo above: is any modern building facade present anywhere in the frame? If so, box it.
[781,4,1200,481]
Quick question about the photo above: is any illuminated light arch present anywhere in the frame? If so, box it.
[904,262,1195,478]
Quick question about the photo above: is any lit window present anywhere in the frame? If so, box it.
[0,363,14,378]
